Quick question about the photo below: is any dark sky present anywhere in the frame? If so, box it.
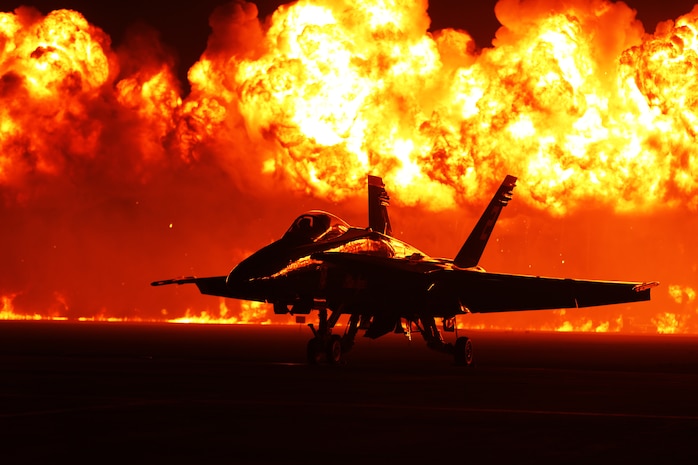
[5,0,698,87]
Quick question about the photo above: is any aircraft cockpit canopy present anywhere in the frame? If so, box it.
[283,211,350,243]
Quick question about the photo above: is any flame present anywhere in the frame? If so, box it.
[181,0,698,214]
[7,1,698,207]
[0,291,275,325]
[0,8,112,185]
[1,294,36,320]
[0,293,67,321]
[668,284,696,304]
[652,312,682,334]
[168,300,272,325]
[1,1,698,332]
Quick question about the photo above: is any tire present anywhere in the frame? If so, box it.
[454,336,473,366]
[326,335,343,365]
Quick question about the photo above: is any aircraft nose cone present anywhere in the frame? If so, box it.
[226,265,246,288]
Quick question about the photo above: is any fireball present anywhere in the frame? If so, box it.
[1,0,697,333]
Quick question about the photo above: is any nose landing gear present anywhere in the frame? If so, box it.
[306,309,360,365]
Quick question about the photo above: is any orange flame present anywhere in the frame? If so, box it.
[1,293,67,321]
[1,1,698,332]
[168,300,272,325]
[178,0,698,214]
[4,2,698,206]
[652,312,682,334]
[1,8,112,185]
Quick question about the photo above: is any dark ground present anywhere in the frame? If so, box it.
[2,322,698,464]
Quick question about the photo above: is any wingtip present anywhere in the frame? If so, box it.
[151,276,198,287]
[633,281,660,292]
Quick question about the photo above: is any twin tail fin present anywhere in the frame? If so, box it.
[454,175,517,268]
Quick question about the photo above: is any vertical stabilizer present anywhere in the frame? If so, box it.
[454,175,517,268]
[368,175,392,236]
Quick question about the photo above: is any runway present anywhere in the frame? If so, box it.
[2,322,697,464]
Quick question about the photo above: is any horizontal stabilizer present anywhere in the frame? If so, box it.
[454,175,517,268]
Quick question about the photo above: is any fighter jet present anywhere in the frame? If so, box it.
[152,175,657,365]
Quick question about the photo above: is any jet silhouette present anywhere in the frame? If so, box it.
[153,175,656,365]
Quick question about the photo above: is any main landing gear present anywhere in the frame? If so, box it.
[306,308,360,365]
[414,315,474,366]
[306,309,474,366]
[454,335,474,366]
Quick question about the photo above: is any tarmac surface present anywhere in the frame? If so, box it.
[2,321,698,464]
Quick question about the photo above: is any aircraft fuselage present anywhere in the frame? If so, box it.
[225,212,451,320]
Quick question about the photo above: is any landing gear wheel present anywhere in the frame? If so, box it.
[326,335,343,365]
[307,337,323,365]
[454,336,473,366]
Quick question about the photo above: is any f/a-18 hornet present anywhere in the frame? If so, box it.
[152,175,657,365]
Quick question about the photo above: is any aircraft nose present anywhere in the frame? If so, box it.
[224,265,251,300]
[226,258,262,290]
[226,265,246,288]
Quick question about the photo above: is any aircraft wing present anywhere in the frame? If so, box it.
[151,276,232,298]
[434,269,656,313]
[312,252,655,313]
